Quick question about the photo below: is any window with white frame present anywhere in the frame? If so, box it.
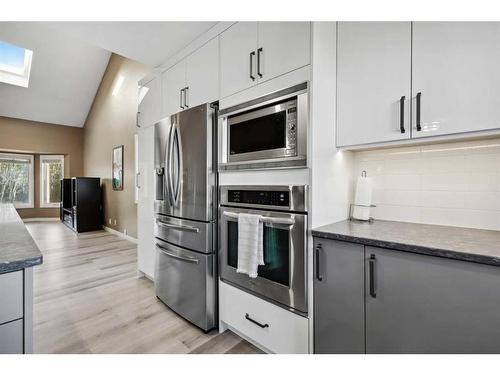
[0,153,34,208]
[0,40,33,88]
[40,155,64,208]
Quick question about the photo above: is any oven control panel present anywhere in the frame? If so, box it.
[228,190,290,207]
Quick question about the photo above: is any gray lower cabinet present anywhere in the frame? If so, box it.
[365,246,500,353]
[0,271,23,324]
[313,239,365,353]
[0,319,24,354]
[313,237,500,353]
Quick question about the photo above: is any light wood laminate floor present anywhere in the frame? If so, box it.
[26,221,261,354]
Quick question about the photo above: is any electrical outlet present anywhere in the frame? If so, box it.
[114,219,117,226]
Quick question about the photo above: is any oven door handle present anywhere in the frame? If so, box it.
[222,211,295,226]
[156,220,200,233]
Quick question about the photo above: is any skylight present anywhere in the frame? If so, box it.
[0,41,33,88]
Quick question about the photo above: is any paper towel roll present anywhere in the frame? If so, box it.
[352,174,373,221]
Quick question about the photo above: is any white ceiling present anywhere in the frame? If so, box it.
[0,22,217,128]
[44,22,218,67]
[0,22,111,127]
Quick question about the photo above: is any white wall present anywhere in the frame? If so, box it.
[353,138,500,230]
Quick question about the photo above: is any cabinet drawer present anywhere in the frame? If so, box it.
[0,319,23,354]
[219,280,309,354]
[0,271,23,324]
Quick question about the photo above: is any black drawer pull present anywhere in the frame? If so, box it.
[245,313,269,328]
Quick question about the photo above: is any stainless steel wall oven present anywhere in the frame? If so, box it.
[219,185,308,314]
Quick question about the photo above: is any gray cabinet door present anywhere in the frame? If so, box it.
[0,319,23,354]
[365,246,500,353]
[0,270,23,324]
[313,239,365,353]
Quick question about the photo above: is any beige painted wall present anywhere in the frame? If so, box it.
[83,54,150,238]
[0,116,84,218]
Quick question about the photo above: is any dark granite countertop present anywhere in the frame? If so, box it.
[0,204,43,274]
[312,219,500,267]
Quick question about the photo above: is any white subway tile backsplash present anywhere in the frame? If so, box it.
[353,138,500,231]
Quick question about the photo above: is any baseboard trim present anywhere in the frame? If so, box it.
[102,226,138,244]
[22,217,59,222]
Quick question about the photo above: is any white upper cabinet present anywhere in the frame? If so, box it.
[138,76,162,128]
[186,37,219,108]
[220,22,311,98]
[412,22,500,138]
[337,22,412,147]
[162,37,220,117]
[162,60,187,118]
[257,22,310,84]
[220,22,259,98]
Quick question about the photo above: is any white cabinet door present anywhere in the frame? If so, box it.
[337,22,412,147]
[220,22,258,98]
[138,76,162,128]
[257,22,310,84]
[161,60,186,118]
[412,22,500,138]
[186,37,219,108]
[137,125,156,280]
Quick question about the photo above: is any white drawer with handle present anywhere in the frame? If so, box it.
[219,280,309,354]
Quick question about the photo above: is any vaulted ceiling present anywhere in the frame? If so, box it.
[0,22,218,127]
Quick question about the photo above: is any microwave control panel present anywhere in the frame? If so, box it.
[286,105,297,155]
[228,190,290,207]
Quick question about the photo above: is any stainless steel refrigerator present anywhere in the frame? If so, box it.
[153,103,217,332]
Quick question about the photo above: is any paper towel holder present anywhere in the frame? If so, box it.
[349,170,376,223]
[349,203,376,223]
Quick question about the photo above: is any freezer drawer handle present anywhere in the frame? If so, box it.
[223,211,294,226]
[156,220,200,233]
[156,244,200,264]
[245,313,269,329]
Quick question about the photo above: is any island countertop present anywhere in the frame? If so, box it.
[312,219,500,267]
[0,203,43,274]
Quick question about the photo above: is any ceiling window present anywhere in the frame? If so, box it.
[0,153,34,208]
[0,40,33,88]
[40,155,64,208]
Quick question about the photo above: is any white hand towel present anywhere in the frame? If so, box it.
[237,213,264,278]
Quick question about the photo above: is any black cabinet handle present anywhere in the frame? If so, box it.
[399,96,406,134]
[369,254,376,298]
[315,244,323,281]
[245,313,269,328]
[416,92,422,131]
[257,47,263,78]
[180,89,184,109]
[249,51,256,81]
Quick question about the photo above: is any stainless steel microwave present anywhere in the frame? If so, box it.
[219,82,308,170]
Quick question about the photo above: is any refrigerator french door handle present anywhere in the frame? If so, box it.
[171,122,182,205]
[156,244,200,264]
[166,122,175,205]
